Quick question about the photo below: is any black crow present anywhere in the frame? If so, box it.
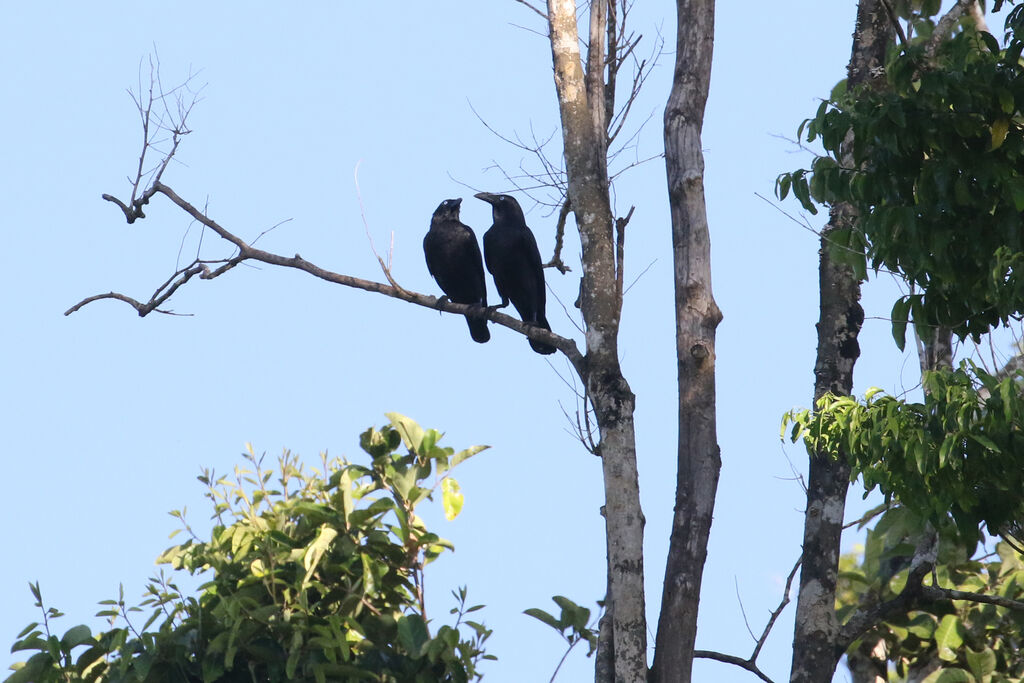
[475,192,556,355]
[424,198,490,343]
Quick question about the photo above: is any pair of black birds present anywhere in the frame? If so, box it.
[423,192,556,355]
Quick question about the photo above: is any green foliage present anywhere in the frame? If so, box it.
[7,415,493,683]
[524,596,599,678]
[777,12,1024,342]
[783,363,1024,539]
[523,596,599,657]
[837,508,1024,681]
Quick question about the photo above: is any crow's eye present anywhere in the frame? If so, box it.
[499,196,506,202]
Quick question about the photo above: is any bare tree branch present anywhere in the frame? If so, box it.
[614,206,633,311]
[693,556,801,683]
[838,528,938,650]
[920,584,1024,611]
[692,651,775,683]
[926,0,976,59]
[545,200,573,273]
[878,0,910,48]
[512,0,547,20]
[80,182,586,375]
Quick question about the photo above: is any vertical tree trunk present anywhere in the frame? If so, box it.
[546,2,648,680]
[649,1,720,682]
[789,2,890,681]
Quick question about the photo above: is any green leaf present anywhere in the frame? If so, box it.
[890,297,912,351]
[397,615,430,657]
[990,118,1010,150]
[360,552,377,596]
[303,525,339,587]
[776,173,792,200]
[442,478,464,521]
[523,608,562,632]
[935,614,966,662]
[60,624,93,650]
[386,412,425,451]
[920,668,976,683]
[969,434,1000,453]
[907,613,936,639]
[981,31,1001,55]
[1009,177,1024,212]
[15,622,39,640]
[966,646,996,683]
[450,444,487,468]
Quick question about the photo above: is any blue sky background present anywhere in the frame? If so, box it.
[2,2,1003,681]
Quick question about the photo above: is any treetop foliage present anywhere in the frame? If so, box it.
[779,1,1024,343]
[785,363,1024,541]
[6,414,492,683]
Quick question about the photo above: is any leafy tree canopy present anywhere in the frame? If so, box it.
[6,414,493,683]
[785,363,1024,540]
[838,506,1024,682]
[779,2,1024,344]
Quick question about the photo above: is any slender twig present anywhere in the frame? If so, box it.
[878,0,910,48]
[512,0,546,20]
[548,637,582,683]
[354,161,405,293]
[751,558,801,662]
[622,258,656,296]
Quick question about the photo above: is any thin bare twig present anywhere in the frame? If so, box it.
[354,161,406,293]
[512,0,546,20]
[622,258,656,296]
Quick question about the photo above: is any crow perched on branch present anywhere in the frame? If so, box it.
[423,198,490,344]
[475,192,556,355]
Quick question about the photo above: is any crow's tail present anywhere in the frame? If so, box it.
[529,315,556,355]
[466,316,490,344]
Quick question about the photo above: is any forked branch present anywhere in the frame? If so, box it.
[693,556,801,683]
[76,67,585,375]
[77,181,585,375]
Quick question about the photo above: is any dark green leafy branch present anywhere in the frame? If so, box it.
[778,5,1024,343]
[6,414,493,683]
[783,362,1024,541]
[835,506,1024,681]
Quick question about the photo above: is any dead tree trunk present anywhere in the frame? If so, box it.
[649,1,721,682]
[546,2,647,680]
[789,2,889,681]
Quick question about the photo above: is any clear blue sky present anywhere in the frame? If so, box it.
[2,2,984,681]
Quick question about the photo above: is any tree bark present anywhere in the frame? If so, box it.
[649,1,720,682]
[789,2,890,681]
[546,2,648,680]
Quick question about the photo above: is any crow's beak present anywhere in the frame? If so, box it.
[474,192,499,205]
